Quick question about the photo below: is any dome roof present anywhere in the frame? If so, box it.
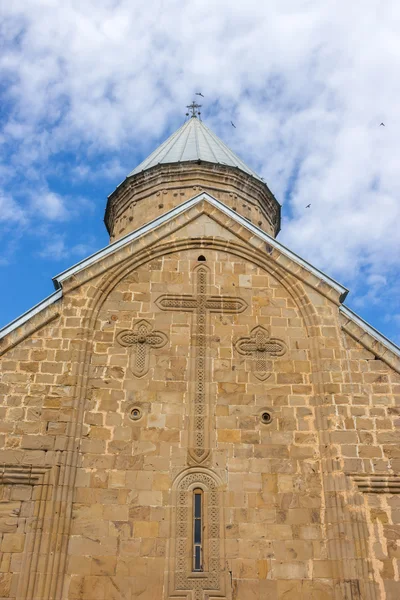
[128,115,263,182]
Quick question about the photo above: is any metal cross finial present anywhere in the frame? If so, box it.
[186,100,202,118]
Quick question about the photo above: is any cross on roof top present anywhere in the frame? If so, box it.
[186,100,202,118]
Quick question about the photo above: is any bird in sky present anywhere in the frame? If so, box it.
[195,92,204,97]
[231,121,236,128]
[305,204,311,208]
[380,122,385,126]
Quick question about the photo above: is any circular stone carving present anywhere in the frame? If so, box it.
[129,407,142,421]
[261,411,272,424]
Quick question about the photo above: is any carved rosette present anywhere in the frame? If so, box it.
[116,320,168,378]
[234,325,286,381]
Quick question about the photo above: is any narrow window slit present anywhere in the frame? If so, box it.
[193,489,203,571]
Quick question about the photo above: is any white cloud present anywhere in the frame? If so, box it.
[71,158,125,182]
[0,193,27,224]
[38,234,95,261]
[0,0,400,338]
[32,191,68,221]
[38,236,68,260]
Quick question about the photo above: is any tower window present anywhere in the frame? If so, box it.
[197,255,206,261]
[193,489,203,571]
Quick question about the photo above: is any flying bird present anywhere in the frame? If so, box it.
[380,122,385,126]
[195,92,204,97]
[305,204,311,208]
[231,121,236,128]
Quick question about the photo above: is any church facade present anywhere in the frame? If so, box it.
[1,108,400,600]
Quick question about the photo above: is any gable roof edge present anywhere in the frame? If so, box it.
[53,193,349,300]
[1,192,350,341]
[340,305,400,366]
[0,290,62,340]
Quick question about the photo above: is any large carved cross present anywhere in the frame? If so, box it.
[156,265,247,464]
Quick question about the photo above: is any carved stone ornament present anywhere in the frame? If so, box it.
[350,473,400,494]
[234,325,286,381]
[116,320,168,378]
[167,471,226,600]
[156,265,247,465]
[0,465,58,599]
[0,464,52,485]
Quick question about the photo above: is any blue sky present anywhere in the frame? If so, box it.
[1,0,399,344]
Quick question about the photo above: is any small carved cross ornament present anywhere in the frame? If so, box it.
[234,325,286,381]
[116,320,168,378]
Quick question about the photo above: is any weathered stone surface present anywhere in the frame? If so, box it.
[1,156,400,600]
[105,162,281,241]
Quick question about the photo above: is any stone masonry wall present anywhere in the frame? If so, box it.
[66,249,317,600]
[106,164,280,242]
[0,241,399,600]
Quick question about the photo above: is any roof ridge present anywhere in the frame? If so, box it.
[198,119,219,163]
[130,119,190,174]
[194,118,201,158]
[201,120,261,179]
[178,118,193,161]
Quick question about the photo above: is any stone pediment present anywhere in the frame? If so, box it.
[53,192,349,300]
[1,192,399,369]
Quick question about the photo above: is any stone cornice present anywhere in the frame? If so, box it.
[0,464,58,485]
[105,161,281,236]
[349,473,400,494]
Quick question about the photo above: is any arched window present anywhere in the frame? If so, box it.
[193,488,203,571]
[169,471,224,596]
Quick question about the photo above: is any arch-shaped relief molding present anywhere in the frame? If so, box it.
[89,238,321,340]
[39,237,323,600]
[166,468,227,600]
[34,233,374,598]
[87,238,378,599]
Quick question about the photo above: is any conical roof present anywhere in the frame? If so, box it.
[128,116,263,182]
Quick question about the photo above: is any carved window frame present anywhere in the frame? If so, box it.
[167,469,227,599]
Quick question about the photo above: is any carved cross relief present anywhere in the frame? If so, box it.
[234,325,286,381]
[156,265,247,464]
[116,319,168,378]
